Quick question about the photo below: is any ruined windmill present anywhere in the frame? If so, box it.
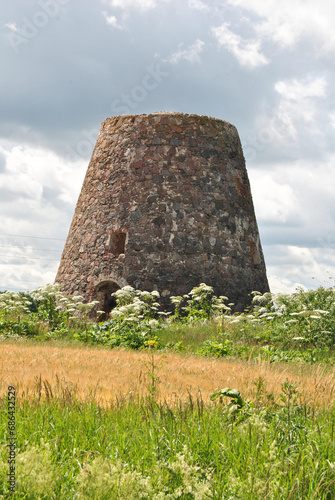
[55,112,269,315]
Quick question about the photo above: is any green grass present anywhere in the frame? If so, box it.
[1,283,335,497]
[1,381,335,499]
[155,320,222,353]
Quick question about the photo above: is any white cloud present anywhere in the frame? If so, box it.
[243,75,329,150]
[330,113,335,130]
[103,13,122,28]
[248,154,335,294]
[166,39,205,64]
[4,23,18,32]
[274,76,327,138]
[250,156,335,237]
[0,147,84,242]
[265,244,335,294]
[188,0,210,11]
[227,0,335,54]
[1,145,85,207]
[0,143,86,291]
[267,275,307,295]
[250,174,300,225]
[104,0,170,10]
[275,77,326,101]
[0,260,58,292]
[212,22,268,68]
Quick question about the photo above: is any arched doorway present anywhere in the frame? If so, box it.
[95,280,120,320]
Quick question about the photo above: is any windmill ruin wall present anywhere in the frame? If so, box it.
[55,112,269,315]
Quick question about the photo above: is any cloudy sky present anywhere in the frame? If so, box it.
[1,0,335,295]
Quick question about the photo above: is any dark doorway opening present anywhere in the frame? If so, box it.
[95,281,120,320]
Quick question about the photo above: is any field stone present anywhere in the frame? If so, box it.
[55,112,269,314]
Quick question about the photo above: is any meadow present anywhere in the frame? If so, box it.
[0,283,335,498]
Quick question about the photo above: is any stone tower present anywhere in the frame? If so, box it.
[55,112,269,314]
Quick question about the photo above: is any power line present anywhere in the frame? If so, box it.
[0,254,60,262]
[0,233,65,241]
[0,245,62,252]
[1,287,43,292]
[0,277,50,284]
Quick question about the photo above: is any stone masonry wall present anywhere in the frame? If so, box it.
[55,112,269,313]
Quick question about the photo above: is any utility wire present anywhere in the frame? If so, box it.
[1,287,43,292]
[0,245,62,252]
[1,277,51,284]
[0,254,60,262]
[0,233,65,241]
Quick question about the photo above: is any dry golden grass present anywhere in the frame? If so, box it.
[1,341,335,408]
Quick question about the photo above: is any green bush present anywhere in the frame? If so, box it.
[74,320,159,350]
[198,339,234,357]
[170,283,231,322]
[2,282,335,361]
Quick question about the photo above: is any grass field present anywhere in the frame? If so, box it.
[1,340,335,499]
[1,283,335,498]
[1,341,335,407]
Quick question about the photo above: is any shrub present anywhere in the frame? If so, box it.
[171,283,231,322]
[198,339,233,357]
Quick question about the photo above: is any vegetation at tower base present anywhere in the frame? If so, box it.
[1,282,335,363]
[55,112,269,316]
